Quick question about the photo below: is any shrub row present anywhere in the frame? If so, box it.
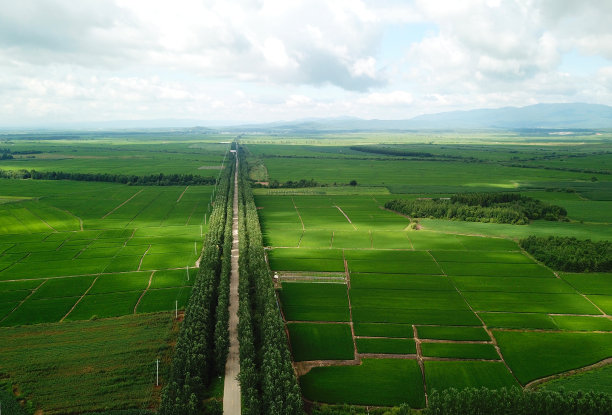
[237,147,303,414]
[520,236,612,272]
[0,169,216,186]
[423,387,612,415]
[159,155,234,415]
[386,193,567,225]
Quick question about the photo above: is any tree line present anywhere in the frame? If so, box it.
[423,387,612,415]
[159,155,234,415]
[236,146,303,414]
[385,193,567,225]
[520,236,612,272]
[0,169,216,186]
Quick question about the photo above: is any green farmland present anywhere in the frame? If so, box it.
[1,131,611,413]
[0,134,229,413]
[251,135,612,410]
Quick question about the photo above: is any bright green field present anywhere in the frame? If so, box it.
[300,359,425,407]
[494,331,612,384]
[287,323,354,361]
[541,364,612,394]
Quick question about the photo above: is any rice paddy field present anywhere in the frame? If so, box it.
[1,130,611,412]
[249,134,612,408]
[0,133,229,412]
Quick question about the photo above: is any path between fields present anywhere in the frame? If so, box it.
[223,155,241,415]
[101,189,143,219]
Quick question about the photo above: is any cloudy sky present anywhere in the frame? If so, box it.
[1,0,612,126]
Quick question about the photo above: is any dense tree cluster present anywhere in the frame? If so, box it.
[423,387,612,415]
[350,145,435,158]
[267,178,319,188]
[385,193,567,225]
[0,169,216,186]
[159,156,234,415]
[237,147,303,414]
[520,236,612,272]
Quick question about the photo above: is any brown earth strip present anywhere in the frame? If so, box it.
[60,276,99,322]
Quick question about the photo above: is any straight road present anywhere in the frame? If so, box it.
[223,155,241,414]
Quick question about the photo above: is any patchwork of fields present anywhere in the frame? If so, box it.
[256,194,612,407]
[0,182,212,326]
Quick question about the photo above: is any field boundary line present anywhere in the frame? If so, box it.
[60,275,99,322]
[55,206,83,231]
[334,205,357,230]
[343,249,358,360]
[426,250,522,385]
[137,245,151,271]
[0,252,28,273]
[126,191,162,227]
[23,205,57,232]
[133,271,155,314]
[525,357,612,390]
[291,197,305,231]
[176,185,189,203]
[101,189,143,219]
[0,279,47,324]
[413,325,428,405]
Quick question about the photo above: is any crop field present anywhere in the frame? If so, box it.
[0,313,176,414]
[252,137,612,408]
[0,183,206,325]
[0,135,229,412]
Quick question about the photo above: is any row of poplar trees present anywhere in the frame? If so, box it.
[236,147,303,414]
[159,154,235,415]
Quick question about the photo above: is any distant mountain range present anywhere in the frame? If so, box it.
[3,103,611,132]
[227,103,612,132]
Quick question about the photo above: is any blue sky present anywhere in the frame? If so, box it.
[0,0,611,127]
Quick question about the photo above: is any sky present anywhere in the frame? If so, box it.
[1,0,612,127]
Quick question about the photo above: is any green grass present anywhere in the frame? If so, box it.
[550,315,612,331]
[560,273,612,295]
[350,289,471,312]
[417,326,490,341]
[280,282,350,321]
[1,296,78,326]
[494,331,612,384]
[352,308,481,326]
[348,259,442,275]
[136,287,192,313]
[0,313,176,414]
[462,291,600,314]
[479,312,559,330]
[355,338,416,354]
[440,262,554,278]
[421,342,499,360]
[300,358,425,407]
[424,361,519,392]
[88,272,151,294]
[64,291,142,321]
[287,323,354,361]
[451,276,576,293]
[588,295,612,314]
[351,274,455,291]
[30,276,96,299]
[541,363,612,394]
[353,323,414,338]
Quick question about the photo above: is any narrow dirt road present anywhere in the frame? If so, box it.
[223,155,241,414]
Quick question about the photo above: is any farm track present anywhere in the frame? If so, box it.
[223,155,241,415]
[413,324,428,404]
[101,189,143,219]
[133,271,155,314]
[426,250,521,385]
[60,275,99,322]
[0,279,46,323]
[525,357,612,389]
[335,205,357,230]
